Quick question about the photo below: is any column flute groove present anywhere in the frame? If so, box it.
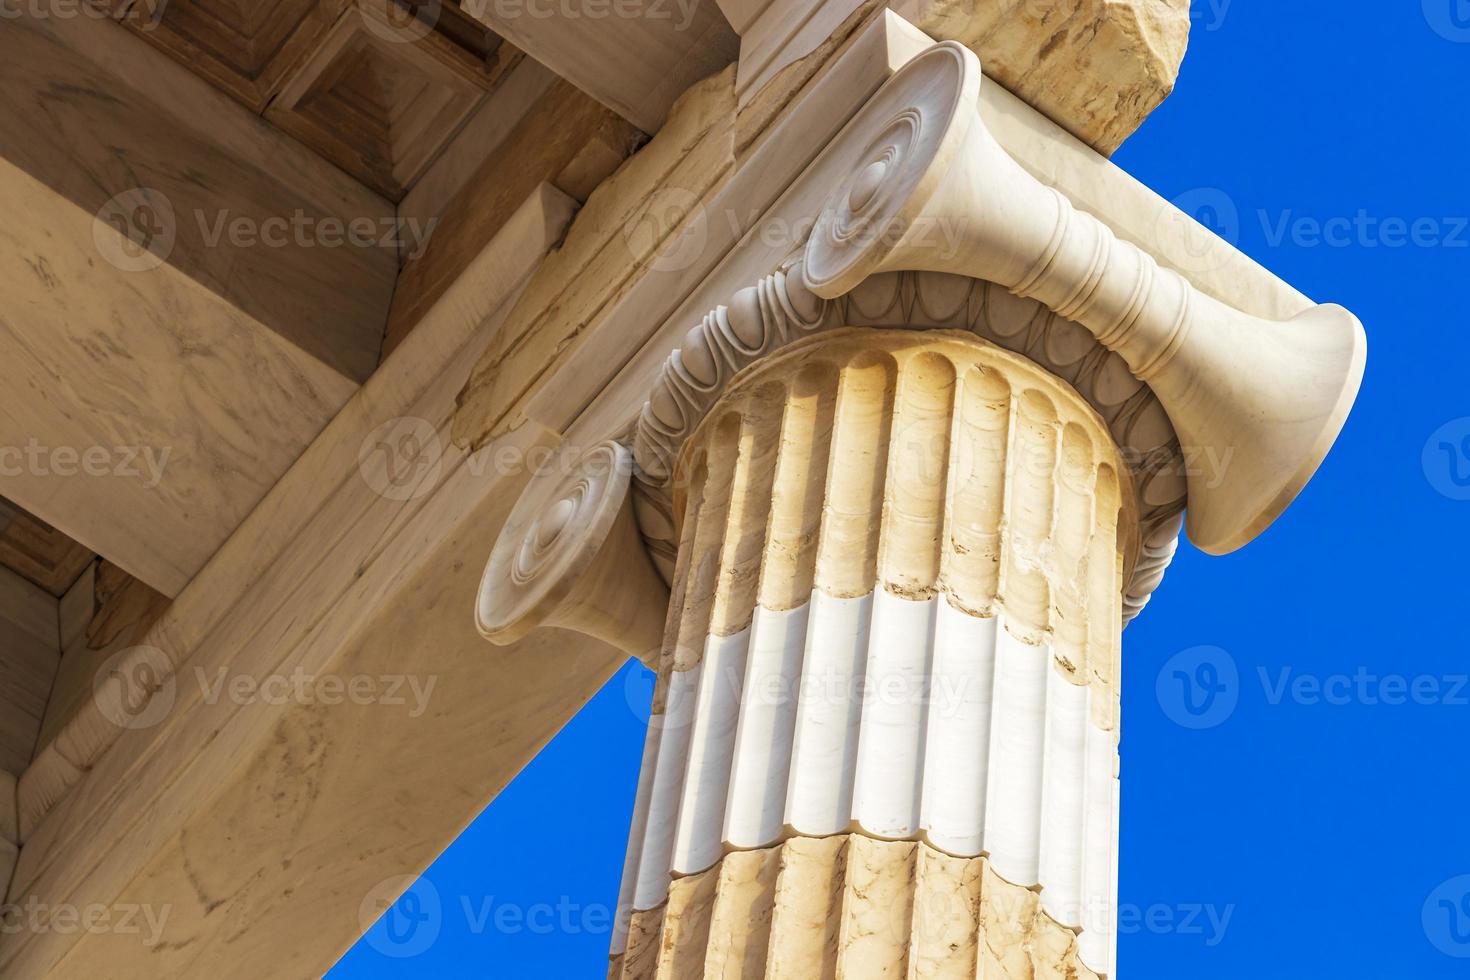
[612,328,1135,978]
[470,39,1366,980]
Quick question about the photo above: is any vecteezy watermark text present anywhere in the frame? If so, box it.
[625,658,976,728]
[0,0,168,29]
[94,188,438,273]
[194,209,438,254]
[1117,901,1234,946]
[626,190,971,275]
[194,666,438,719]
[358,876,612,958]
[93,645,440,731]
[0,898,172,947]
[906,884,1234,948]
[1165,188,1469,268]
[1158,645,1469,729]
[0,439,169,488]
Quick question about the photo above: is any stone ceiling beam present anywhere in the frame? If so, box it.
[0,187,580,979]
[0,14,398,597]
[457,0,740,132]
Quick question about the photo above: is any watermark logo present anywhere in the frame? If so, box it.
[625,187,706,273]
[1425,0,1470,42]
[95,189,176,273]
[360,875,443,958]
[1156,645,1239,729]
[1424,875,1470,957]
[358,416,443,501]
[1423,417,1470,500]
[1159,188,1240,275]
[623,660,657,725]
[93,645,176,731]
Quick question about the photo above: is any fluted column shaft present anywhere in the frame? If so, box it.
[612,328,1134,978]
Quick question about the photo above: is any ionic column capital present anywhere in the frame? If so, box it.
[629,42,1364,621]
[802,40,1365,557]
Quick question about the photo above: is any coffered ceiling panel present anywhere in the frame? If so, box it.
[122,0,343,110]
[266,2,508,198]
[0,498,95,598]
[117,0,515,199]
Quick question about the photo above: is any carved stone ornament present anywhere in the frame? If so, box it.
[630,41,1365,621]
[483,42,1365,643]
[804,41,1366,556]
[598,42,1367,979]
[477,440,668,663]
[632,264,1183,622]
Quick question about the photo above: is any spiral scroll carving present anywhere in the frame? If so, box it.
[479,441,634,645]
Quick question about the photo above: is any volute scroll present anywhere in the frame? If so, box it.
[805,41,1367,555]
[477,440,669,665]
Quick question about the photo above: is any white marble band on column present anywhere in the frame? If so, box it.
[621,597,1119,953]
[614,331,1133,978]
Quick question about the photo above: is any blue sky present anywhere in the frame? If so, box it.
[333,3,1470,976]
